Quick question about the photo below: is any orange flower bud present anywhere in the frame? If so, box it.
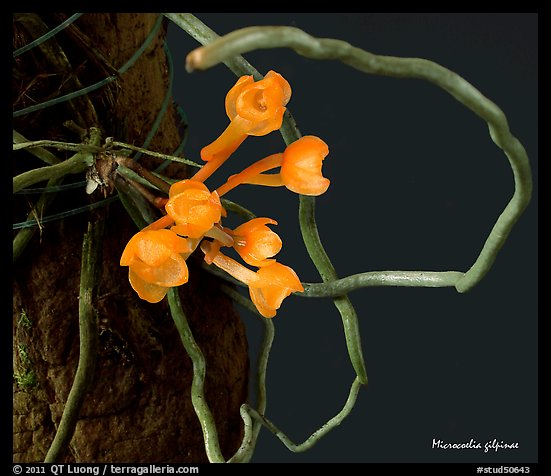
[249,263,304,318]
[165,180,223,239]
[232,218,282,267]
[280,136,330,196]
[120,229,191,303]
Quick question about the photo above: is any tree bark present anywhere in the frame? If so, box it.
[13,13,249,463]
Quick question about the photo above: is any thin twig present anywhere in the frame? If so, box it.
[220,198,256,221]
[50,13,119,78]
[107,140,201,169]
[13,13,84,58]
[302,271,464,297]
[229,405,254,464]
[14,13,98,127]
[298,196,368,384]
[243,377,362,453]
[114,156,171,194]
[13,130,61,165]
[209,262,464,297]
[44,217,104,462]
[162,13,262,79]
[13,128,102,194]
[13,139,101,153]
[13,149,91,193]
[13,176,63,262]
[13,15,163,119]
[119,175,162,208]
[114,176,158,230]
[219,285,275,464]
[167,288,225,463]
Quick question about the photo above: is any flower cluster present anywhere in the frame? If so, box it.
[120,71,330,317]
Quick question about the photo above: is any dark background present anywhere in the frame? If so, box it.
[166,13,538,463]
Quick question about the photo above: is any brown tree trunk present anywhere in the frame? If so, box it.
[13,13,249,463]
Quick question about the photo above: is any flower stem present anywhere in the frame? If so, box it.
[216,153,283,197]
[190,155,226,183]
[202,242,259,285]
[240,174,284,187]
[200,118,247,163]
[142,213,174,231]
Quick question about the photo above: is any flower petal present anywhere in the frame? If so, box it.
[169,179,210,199]
[131,253,189,287]
[256,262,304,307]
[120,232,142,266]
[225,75,254,121]
[129,268,170,303]
[136,229,190,267]
[265,70,292,106]
[249,287,277,318]
[121,229,191,270]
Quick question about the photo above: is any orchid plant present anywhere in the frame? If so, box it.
[12,13,534,464]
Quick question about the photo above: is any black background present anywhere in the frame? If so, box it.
[166,13,538,463]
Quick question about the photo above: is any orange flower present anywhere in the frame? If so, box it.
[120,229,191,303]
[200,242,303,318]
[225,71,291,136]
[165,179,223,239]
[279,136,330,196]
[231,218,282,267]
[215,136,330,197]
[249,263,304,318]
[193,71,291,183]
